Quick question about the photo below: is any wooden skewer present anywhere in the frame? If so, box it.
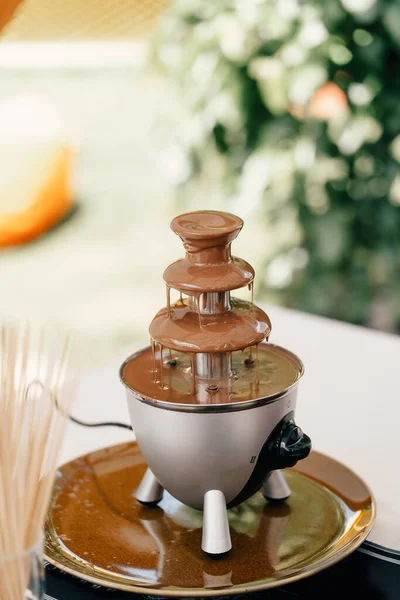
[0,323,74,600]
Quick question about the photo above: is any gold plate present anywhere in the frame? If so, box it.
[45,442,375,596]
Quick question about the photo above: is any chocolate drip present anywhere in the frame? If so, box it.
[190,353,196,396]
[151,338,156,381]
[159,344,164,389]
[166,286,171,318]
[249,281,254,305]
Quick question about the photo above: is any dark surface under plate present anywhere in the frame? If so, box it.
[46,545,400,600]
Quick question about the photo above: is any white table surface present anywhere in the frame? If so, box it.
[60,305,400,551]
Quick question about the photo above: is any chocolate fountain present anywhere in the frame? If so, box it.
[120,211,311,555]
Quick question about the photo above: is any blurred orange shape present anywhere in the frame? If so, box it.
[0,94,73,247]
[0,0,24,35]
[309,81,348,120]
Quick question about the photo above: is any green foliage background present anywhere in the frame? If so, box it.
[155,0,400,332]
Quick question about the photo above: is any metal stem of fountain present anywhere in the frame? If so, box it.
[189,291,232,381]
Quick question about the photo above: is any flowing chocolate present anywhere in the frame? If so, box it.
[164,211,254,293]
[122,210,301,404]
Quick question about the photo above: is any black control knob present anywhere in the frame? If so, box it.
[268,413,312,470]
[227,411,312,509]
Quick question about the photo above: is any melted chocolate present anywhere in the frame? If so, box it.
[123,210,301,404]
[149,298,271,355]
[48,443,366,591]
[122,343,301,405]
[164,257,255,294]
[165,212,254,293]
[294,451,373,512]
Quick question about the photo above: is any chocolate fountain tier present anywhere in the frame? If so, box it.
[165,211,254,293]
[164,256,254,294]
[149,298,271,354]
[121,343,303,407]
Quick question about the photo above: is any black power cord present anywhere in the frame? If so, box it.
[54,392,133,431]
[68,414,133,431]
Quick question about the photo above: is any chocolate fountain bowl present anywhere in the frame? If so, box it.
[121,345,308,504]
[119,210,312,556]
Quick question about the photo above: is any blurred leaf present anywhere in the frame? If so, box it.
[155,0,400,332]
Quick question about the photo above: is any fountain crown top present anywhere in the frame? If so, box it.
[171,210,243,242]
[170,211,243,264]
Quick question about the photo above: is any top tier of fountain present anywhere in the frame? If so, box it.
[165,211,254,293]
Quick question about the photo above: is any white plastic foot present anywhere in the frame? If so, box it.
[263,470,291,502]
[136,468,164,505]
[202,490,232,555]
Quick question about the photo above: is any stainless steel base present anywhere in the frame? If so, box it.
[136,468,164,505]
[202,490,232,555]
[263,470,291,502]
